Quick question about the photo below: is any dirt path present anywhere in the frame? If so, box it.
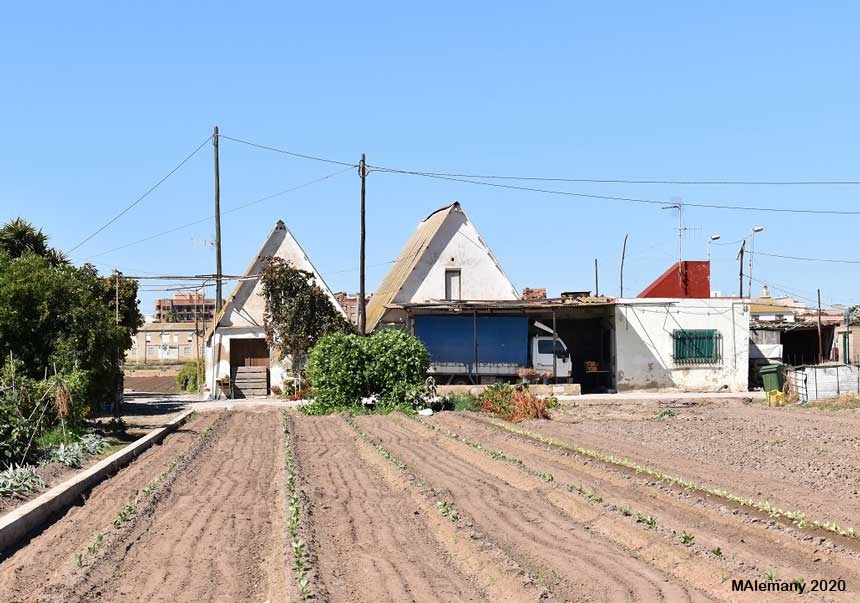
[429,412,860,600]
[356,414,713,603]
[0,413,219,603]
[76,409,288,603]
[523,400,860,530]
[293,414,487,603]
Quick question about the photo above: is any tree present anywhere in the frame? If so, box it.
[0,219,142,415]
[260,257,353,371]
[0,218,67,266]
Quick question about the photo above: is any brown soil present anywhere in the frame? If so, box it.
[428,411,860,600]
[0,413,219,602]
[293,414,488,602]
[355,414,712,602]
[75,409,288,603]
[5,402,859,602]
[525,398,860,530]
[123,375,178,393]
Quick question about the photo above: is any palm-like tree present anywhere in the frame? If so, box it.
[0,218,68,264]
[0,218,49,258]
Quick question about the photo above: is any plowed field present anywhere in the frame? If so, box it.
[1,400,858,602]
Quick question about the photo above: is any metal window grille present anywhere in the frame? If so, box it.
[673,329,722,365]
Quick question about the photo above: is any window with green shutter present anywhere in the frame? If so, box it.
[672,329,722,365]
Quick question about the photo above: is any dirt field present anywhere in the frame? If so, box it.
[2,399,859,602]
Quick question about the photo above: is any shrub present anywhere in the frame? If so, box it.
[479,384,550,422]
[79,433,109,456]
[0,393,38,466]
[176,360,202,393]
[305,329,429,413]
[306,332,366,412]
[363,329,429,406]
[448,393,480,412]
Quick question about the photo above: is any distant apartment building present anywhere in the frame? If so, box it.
[127,322,204,364]
[154,292,219,322]
[333,292,369,326]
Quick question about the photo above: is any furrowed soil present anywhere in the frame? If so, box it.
[292,414,488,602]
[521,398,860,531]
[4,401,858,602]
[0,413,219,602]
[76,409,287,603]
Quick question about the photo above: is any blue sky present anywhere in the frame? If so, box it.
[3,2,859,312]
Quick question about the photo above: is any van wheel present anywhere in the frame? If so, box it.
[450,376,470,385]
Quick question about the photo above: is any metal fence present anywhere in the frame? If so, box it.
[786,364,860,403]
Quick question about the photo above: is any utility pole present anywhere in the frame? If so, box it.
[113,270,121,417]
[737,240,746,298]
[620,234,628,298]
[594,258,599,296]
[817,289,824,364]
[114,270,120,324]
[358,153,367,335]
[213,126,223,314]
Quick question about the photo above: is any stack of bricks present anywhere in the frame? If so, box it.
[521,287,547,300]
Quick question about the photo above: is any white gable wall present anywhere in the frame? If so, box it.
[396,209,518,303]
[204,221,345,398]
[614,298,749,392]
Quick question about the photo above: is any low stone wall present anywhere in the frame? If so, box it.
[437,383,581,397]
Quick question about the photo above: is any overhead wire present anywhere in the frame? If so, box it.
[219,134,358,168]
[83,166,353,260]
[68,134,213,254]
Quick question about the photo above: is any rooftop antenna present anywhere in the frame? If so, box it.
[661,199,685,277]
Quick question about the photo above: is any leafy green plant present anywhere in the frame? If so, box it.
[679,530,695,545]
[437,500,460,522]
[0,463,46,495]
[448,393,480,412]
[79,433,109,456]
[636,512,657,529]
[656,409,677,420]
[46,442,84,468]
[711,546,722,557]
[538,472,554,483]
[765,570,778,582]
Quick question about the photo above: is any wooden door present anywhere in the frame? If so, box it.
[229,339,270,397]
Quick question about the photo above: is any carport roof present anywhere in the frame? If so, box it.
[395,295,615,315]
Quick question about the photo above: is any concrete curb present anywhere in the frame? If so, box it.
[0,408,195,555]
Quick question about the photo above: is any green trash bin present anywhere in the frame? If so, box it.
[760,363,785,392]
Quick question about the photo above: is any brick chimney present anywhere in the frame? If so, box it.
[521,287,547,300]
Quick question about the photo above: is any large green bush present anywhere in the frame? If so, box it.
[364,329,429,406]
[306,332,366,412]
[305,329,429,413]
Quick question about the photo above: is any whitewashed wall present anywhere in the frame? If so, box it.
[204,327,289,398]
[397,210,518,303]
[614,298,750,392]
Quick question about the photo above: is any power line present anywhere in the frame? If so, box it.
[750,249,860,265]
[68,134,213,254]
[83,166,353,260]
[366,164,860,186]
[220,134,358,168]
[370,168,860,215]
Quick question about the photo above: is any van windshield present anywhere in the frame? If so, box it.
[537,339,568,356]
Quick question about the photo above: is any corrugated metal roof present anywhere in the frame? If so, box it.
[365,202,460,331]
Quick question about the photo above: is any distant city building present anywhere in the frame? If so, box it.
[127,322,204,364]
[154,292,220,323]
[333,292,368,325]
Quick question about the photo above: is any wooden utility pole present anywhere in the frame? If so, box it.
[620,234,628,297]
[817,289,824,364]
[594,258,599,296]
[213,126,223,313]
[737,240,746,297]
[358,153,367,335]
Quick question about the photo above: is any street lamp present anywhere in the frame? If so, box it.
[707,234,721,262]
[748,226,765,296]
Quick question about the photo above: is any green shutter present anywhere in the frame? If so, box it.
[673,330,721,365]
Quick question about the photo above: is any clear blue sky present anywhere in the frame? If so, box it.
[3,2,859,313]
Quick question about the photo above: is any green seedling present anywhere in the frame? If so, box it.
[620,507,632,517]
[791,578,805,589]
[765,570,778,582]
[538,472,554,483]
[74,552,82,568]
[679,530,695,545]
[636,512,657,529]
[656,409,677,420]
[711,546,722,557]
